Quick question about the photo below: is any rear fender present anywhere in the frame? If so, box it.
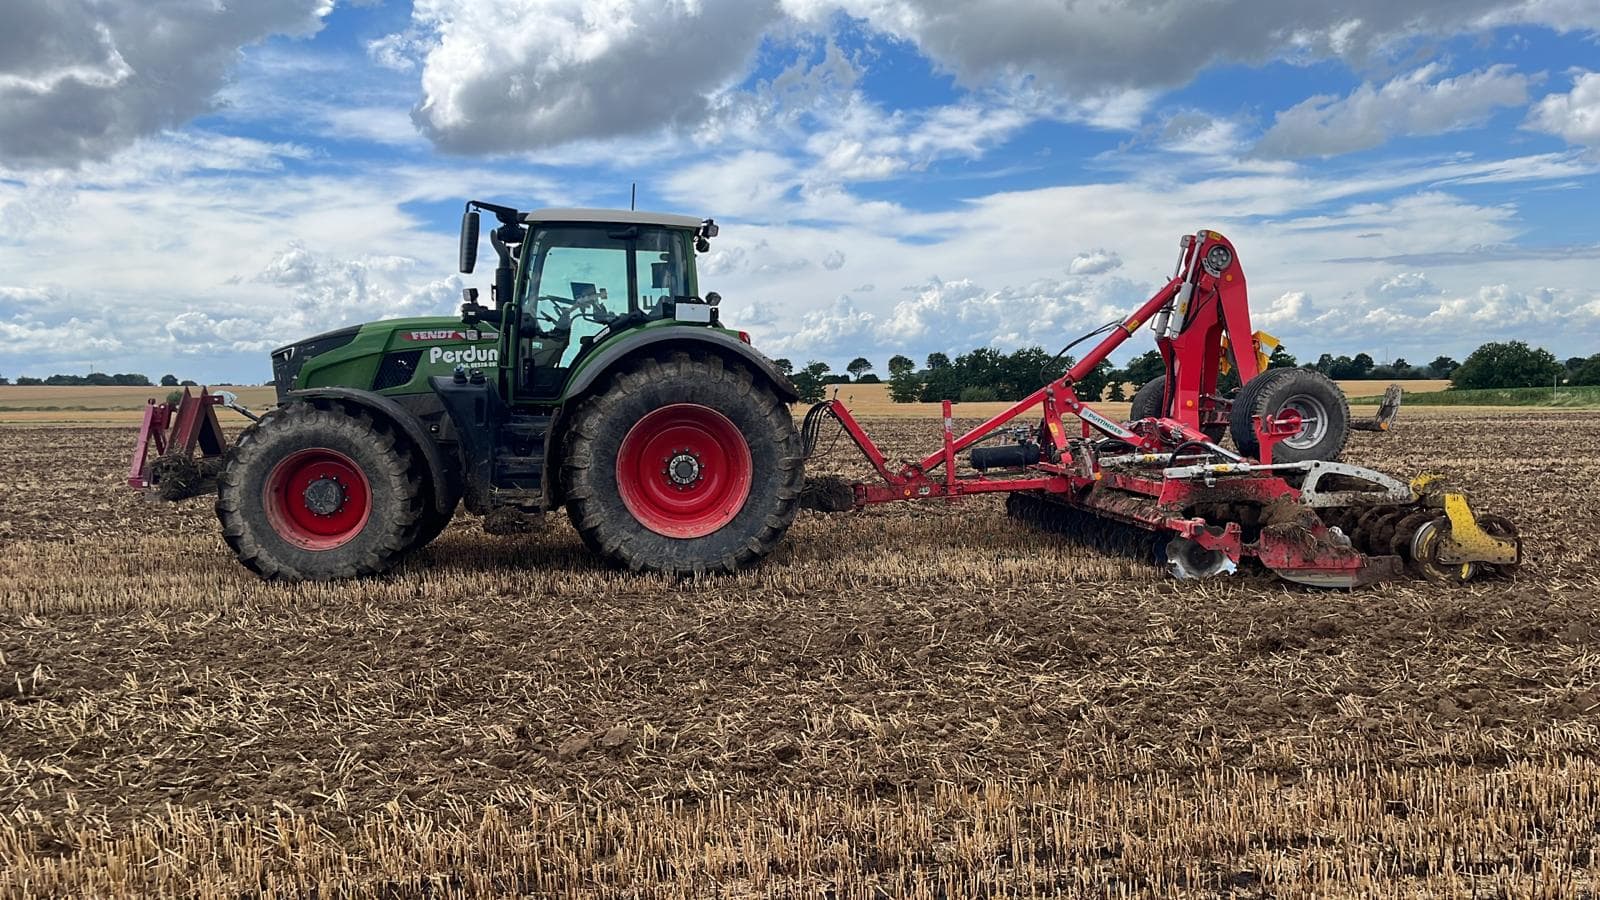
[285,387,459,514]
[563,329,800,404]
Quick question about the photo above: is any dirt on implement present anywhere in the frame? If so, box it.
[2,408,1599,895]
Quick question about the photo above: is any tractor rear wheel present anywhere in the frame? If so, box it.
[1229,368,1349,463]
[561,352,804,575]
[215,403,424,580]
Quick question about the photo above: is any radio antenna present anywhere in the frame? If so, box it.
[630,183,637,211]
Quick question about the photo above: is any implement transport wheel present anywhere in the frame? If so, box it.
[1129,377,1167,421]
[1230,368,1349,463]
[1130,375,1226,443]
[215,403,424,581]
[562,352,805,575]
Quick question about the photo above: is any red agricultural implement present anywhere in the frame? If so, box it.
[801,230,1520,587]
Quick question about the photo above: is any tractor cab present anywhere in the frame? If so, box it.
[459,204,722,400]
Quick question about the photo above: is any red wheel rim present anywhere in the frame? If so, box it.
[263,448,372,550]
[616,403,753,538]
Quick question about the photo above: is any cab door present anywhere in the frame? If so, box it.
[518,225,635,399]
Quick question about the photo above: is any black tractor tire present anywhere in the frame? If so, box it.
[408,492,459,553]
[561,351,805,576]
[1229,368,1349,463]
[1128,376,1167,421]
[1128,375,1225,443]
[215,402,424,581]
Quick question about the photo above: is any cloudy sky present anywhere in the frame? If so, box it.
[1,0,1598,383]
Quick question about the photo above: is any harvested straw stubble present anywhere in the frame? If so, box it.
[1,408,1598,895]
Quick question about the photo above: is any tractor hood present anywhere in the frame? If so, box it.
[271,325,363,402]
[269,317,504,401]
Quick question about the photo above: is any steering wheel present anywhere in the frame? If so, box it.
[535,294,576,326]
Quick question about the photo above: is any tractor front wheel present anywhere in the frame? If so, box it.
[215,403,424,580]
[561,352,804,575]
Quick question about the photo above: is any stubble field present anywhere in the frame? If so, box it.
[2,407,1599,896]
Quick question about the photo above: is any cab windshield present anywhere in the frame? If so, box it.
[523,225,689,368]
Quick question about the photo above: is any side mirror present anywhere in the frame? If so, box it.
[459,209,480,274]
[650,262,671,290]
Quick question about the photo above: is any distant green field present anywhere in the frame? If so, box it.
[1351,385,1600,407]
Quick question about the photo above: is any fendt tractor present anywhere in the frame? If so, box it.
[131,205,1521,587]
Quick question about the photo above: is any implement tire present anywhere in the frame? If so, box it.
[1129,376,1167,421]
[1129,374,1225,443]
[215,402,424,581]
[561,351,804,575]
[1229,368,1349,463]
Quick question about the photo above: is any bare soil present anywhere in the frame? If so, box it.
[1,408,1598,896]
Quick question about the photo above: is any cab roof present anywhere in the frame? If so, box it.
[522,208,705,229]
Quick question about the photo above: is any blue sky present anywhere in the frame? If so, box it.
[1,0,1598,383]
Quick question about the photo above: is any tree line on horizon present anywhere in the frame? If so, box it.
[0,373,208,388]
[773,340,1600,404]
[5,340,1594,400]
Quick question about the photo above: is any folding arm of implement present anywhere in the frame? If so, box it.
[129,387,241,500]
[807,230,1521,588]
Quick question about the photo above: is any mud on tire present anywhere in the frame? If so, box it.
[561,351,805,576]
[215,402,424,581]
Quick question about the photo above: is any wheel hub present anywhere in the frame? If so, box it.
[665,451,702,488]
[1279,394,1329,450]
[262,447,372,551]
[302,476,347,516]
[616,403,754,539]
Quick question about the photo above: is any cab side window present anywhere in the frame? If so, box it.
[636,231,685,314]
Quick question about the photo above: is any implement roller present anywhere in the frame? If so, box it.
[802,230,1521,587]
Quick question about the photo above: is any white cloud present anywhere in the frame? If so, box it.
[1254,64,1537,159]
[1068,250,1122,276]
[1526,70,1600,150]
[366,31,429,72]
[255,242,463,332]
[764,295,877,357]
[407,0,779,154]
[0,0,332,168]
[1374,272,1439,298]
[780,0,1574,98]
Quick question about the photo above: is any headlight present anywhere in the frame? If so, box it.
[1203,244,1233,276]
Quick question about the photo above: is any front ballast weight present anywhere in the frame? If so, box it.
[800,229,1522,588]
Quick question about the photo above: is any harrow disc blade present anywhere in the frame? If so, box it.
[1166,537,1237,579]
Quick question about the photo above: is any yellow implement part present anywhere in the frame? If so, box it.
[1219,330,1279,376]
[1436,492,1520,566]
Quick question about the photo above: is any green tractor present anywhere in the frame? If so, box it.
[131,203,805,580]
